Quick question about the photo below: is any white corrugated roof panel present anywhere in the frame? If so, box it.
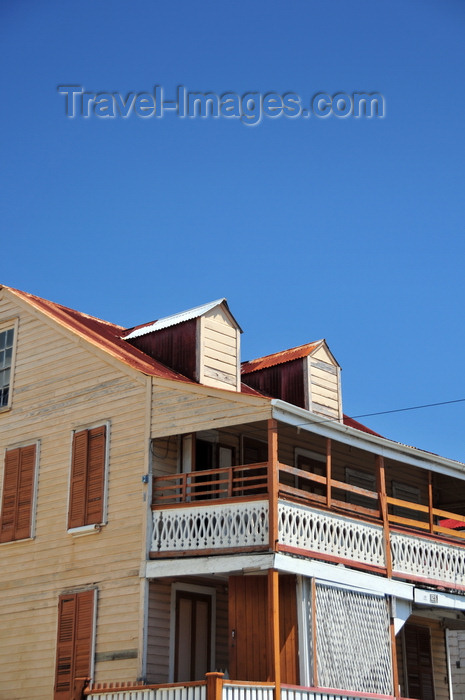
[124,298,230,339]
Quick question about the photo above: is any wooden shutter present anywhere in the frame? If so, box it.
[68,426,106,529]
[404,624,435,700]
[85,426,106,525]
[55,590,94,700]
[0,444,36,543]
[68,431,89,529]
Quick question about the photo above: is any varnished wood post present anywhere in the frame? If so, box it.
[268,419,279,552]
[325,438,332,509]
[390,616,400,698]
[377,455,392,577]
[206,672,224,700]
[311,578,318,688]
[267,570,281,700]
[428,471,434,534]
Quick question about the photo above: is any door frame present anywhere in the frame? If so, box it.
[169,582,216,682]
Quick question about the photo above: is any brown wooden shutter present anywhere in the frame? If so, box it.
[85,426,106,525]
[404,623,435,700]
[16,444,36,540]
[0,448,20,542]
[68,431,89,529]
[0,444,36,543]
[54,590,94,700]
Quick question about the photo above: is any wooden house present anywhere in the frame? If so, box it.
[1,284,465,700]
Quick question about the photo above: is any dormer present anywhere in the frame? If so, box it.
[241,340,342,422]
[123,299,242,391]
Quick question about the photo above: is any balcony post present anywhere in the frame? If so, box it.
[268,419,279,552]
[326,438,332,509]
[390,615,400,699]
[428,471,434,534]
[267,569,281,700]
[377,455,392,576]
[206,672,224,700]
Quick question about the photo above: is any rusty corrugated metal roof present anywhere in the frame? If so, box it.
[5,286,194,383]
[241,341,324,374]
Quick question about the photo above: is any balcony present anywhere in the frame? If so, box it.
[150,442,465,591]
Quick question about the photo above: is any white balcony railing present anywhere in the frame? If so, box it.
[151,500,269,553]
[391,530,465,587]
[87,685,206,700]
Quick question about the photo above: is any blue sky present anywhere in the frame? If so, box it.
[2,0,465,461]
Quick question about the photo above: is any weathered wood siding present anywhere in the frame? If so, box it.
[0,290,149,698]
[151,381,271,438]
[308,344,341,422]
[200,307,240,391]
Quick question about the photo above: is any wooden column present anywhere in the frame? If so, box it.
[311,578,318,688]
[390,616,400,698]
[377,455,392,577]
[206,672,224,700]
[268,419,279,552]
[428,471,434,534]
[325,438,332,509]
[267,570,281,700]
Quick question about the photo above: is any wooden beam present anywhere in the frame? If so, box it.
[377,455,392,577]
[267,570,281,700]
[390,615,400,698]
[268,419,279,552]
[325,438,332,509]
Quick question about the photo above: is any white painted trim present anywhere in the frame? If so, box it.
[414,587,465,611]
[336,365,343,423]
[67,524,101,536]
[271,399,465,479]
[236,329,241,392]
[273,552,415,600]
[168,582,217,683]
[145,553,275,579]
[445,628,454,700]
[66,420,111,530]
[146,551,414,600]
[305,356,312,412]
[0,316,19,412]
[296,575,312,687]
[197,316,205,384]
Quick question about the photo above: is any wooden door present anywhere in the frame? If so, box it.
[404,624,435,700]
[174,590,212,682]
[229,575,298,684]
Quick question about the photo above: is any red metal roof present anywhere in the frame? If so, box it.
[5,286,193,383]
[439,519,465,530]
[342,415,384,438]
[241,341,323,374]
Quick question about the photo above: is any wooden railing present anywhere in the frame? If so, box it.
[152,463,268,505]
[152,461,465,545]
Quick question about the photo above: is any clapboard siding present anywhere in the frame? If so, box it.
[151,381,271,437]
[200,308,240,391]
[0,291,149,697]
[146,580,172,683]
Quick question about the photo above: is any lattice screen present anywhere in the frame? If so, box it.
[314,583,393,695]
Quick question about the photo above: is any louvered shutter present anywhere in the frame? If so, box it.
[55,590,94,700]
[0,448,20,542]
[16,444,36,540]
[85,426,106,525]
[68,431,89,529]
[55,595,77,699]
[0,445,36,542]
[404,624,435,700]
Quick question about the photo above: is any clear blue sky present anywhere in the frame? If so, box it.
[2,0,465,462]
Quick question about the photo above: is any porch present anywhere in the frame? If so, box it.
[150,419,465,592]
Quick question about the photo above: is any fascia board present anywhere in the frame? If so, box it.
[271,399,465,480]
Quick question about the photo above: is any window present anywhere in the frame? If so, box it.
[0,325,15,409]
[295,448,326,498]
[346,467,377,510]
[68,424,108,530]
[54,589,96,700]
[403,623,435,700]
[0,443,38,543]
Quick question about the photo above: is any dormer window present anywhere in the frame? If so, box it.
[0,326,15,409]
